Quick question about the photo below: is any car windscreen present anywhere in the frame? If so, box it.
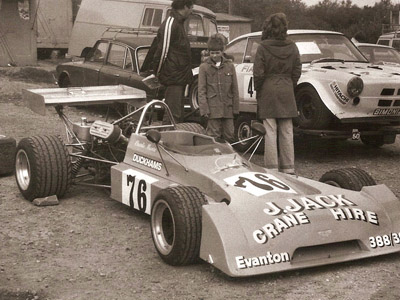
[359,46,400,64]
[289,33,368,63]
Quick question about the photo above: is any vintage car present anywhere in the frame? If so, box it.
[356,43,400,65]
[56,36,159,113]
[14,86,400,277]
[57,30,203,116]
[224,30,400,149]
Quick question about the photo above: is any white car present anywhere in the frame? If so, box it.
[356,42,400,66]
[225,30,400,149]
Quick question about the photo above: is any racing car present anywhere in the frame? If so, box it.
[15,85,400,277]
[223,30,400,150]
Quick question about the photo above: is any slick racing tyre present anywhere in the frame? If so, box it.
[15,135,72,201]
[295,86,333,129]
[175,122,206,134]
[0,135,16,176]
[319,168,376,191]
[151,186,206,265]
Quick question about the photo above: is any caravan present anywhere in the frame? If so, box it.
[68,0,217,61]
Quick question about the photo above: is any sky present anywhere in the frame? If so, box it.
[302,0,392,7]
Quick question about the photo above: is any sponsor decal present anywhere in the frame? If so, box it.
[253,194,379,244]
[369,233,400,249]
[236,252,290,269]
[132,153,162,171]
[241,65,253,73]
[122,169,158,215]
[373,108,400,116]
[224,172,297,197]
[134,140,157,152]
[329,81,350,104]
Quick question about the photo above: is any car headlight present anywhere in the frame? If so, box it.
[347,76,364,97]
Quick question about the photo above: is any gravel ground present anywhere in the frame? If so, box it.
[1,64,400,300]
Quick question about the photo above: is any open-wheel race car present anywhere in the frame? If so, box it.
[15,85,400,277]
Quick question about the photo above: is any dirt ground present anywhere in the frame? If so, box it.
[1,62,400,300]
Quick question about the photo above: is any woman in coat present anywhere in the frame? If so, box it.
[253,13,301,174]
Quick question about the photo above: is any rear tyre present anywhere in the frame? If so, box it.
[319,168,376,191]
[58,74,71,88]
[175,122,206,134]
[151,186,206,266]
[295,86,333,129]
[234,114,254,152]
[0,136,16,176]
[360,135,385,148]
[15,135,72,201]
[189,77,199,110]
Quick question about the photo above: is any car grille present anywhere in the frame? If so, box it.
[291,240,362,264]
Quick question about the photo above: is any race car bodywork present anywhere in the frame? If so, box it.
[16,86,400,277]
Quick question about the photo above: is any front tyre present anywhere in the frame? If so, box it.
[295,86,332,129]
[15,135,72,201]
[319,168,376,191]
[151,186,206,266]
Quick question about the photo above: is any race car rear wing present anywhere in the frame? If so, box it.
[22,85,147,116]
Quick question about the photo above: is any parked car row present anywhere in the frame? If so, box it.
[223,30,400,149]
[56,29,400,148]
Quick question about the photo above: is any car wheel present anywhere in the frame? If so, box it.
[151,186,206,265]
[58,74,71,88]
[175,122,206,134]
[360,135,385,148]
[319,168,376,191]
[234,114,256,152]
[189,77,199,110]
[0,135,16,176]
[295,86,333,129]
[15,135,72,201]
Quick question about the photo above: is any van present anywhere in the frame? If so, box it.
[68,0,217,60]
[377,32,400,51]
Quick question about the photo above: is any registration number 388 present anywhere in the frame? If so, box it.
[369,233,400,248]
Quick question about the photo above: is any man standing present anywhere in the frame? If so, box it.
[152,0,194,123]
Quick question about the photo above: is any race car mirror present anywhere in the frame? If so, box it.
[146,130,161,144]
[251,122,266,136]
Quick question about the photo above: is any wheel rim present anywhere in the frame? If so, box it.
[151,199,175,255]
[191,85,199,110]
[237,121,251,145]
[323,180,341,188]
[299,93,316,121]
[15,149,31,190]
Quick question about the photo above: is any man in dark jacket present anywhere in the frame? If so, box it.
[253,13,301,174]
[152,0,194,123]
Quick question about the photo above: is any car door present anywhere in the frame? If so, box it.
[83,41,109,86]
[225,37,258,108]
[99,42,132,86]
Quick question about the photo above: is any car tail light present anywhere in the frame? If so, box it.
[347,76,364,97]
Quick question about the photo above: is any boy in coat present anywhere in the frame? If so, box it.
[198,34,239,142]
